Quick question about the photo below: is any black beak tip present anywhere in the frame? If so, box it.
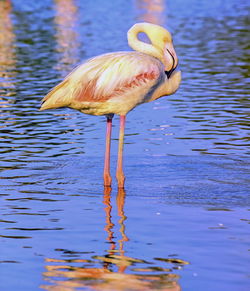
[165,63,179,79]
[165,69,173,79]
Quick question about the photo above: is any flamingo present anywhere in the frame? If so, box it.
[40,22,181,188]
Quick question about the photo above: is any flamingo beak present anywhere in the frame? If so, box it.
[165,60,179,78]
[164,42,178,78]
[165,68,175,78]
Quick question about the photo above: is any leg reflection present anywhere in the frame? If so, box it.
[41,187,183,290]
[100,187,129,273]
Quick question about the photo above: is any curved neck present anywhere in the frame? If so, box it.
[127,23,163,62]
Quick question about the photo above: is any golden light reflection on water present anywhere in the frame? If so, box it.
[0,0,16,102]
[53,0,80,76]
[41,188,186,291]
[136,0,165,25]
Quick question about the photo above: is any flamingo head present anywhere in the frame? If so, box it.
[128,23,179,78]
[145,24,178,77]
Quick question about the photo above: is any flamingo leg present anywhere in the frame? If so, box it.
[103,115,113,187]
[116,115,126,188]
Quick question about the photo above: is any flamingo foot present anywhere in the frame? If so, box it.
[116,172,125,188]
[103,173,112,187]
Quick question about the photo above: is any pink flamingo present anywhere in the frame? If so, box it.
[40,22,181,188]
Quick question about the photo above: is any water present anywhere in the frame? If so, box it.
[0,0,249,290]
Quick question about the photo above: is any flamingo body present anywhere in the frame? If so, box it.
[40,52,180,116]
[40,22,181,188]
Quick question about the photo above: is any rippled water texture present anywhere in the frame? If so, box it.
[0,0,249,290]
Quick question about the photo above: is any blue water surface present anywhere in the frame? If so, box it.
[0,0,249,290]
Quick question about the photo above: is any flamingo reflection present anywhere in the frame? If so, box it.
[53,0,80,76]
[41,188,183,290]
[0,0,16,98]
[136,0,165,25]
[0,0,17,133]
[96,187,129,273]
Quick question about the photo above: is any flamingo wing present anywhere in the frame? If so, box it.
[40,52,163,111]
